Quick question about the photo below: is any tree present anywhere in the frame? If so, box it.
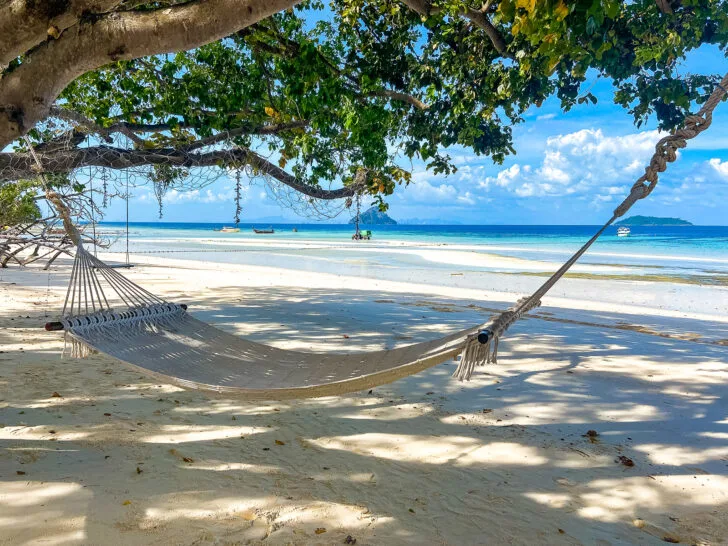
[1,1,726,216]
[0,180,41,226]
[0,0,305,149]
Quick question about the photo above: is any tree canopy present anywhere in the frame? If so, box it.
[0,0,726,218]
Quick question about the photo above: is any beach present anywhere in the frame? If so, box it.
[1,228,727,545]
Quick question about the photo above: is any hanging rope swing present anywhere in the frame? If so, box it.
[30,73,728,398]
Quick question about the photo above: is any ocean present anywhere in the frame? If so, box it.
[96,222,728,288]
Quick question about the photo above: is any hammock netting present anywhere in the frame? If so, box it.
[59,244,471,397]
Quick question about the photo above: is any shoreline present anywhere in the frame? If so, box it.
[108,234,728,265]
[98,249,728,321]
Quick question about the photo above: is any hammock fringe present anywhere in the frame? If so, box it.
[64,332,94,359]
[453,331,497,381]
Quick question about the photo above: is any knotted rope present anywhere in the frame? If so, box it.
[24,136,83,246]
[455,72,728,380]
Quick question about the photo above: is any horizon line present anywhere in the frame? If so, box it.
[94,221,722,227]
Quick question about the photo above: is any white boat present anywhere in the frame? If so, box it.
[617,226,631,237]
[216,226,240,233]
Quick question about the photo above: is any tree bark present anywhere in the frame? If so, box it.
[0,1,124,70]
[370,90,429,110]
[0,145,362,200]
[49,106,310,146]
[0,0,302,149]
[655,0,674,14]
[399,0,512,59]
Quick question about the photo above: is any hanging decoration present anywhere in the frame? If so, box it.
[234,169,243,227]
[101,167,109,208]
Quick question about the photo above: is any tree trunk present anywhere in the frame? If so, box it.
[0,0,301,149]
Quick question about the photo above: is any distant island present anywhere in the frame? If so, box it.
[616,215,693,226]
[350,206,397,225]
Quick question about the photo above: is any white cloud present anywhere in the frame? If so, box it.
[708,158,728,179]
[401,169,487,207]
[457,191,476,205]
[536,113,556,121]
[136,187,246,205]
[479,164,530,190]
[165,188,243,204]
[480,128,662,200]
[406,180,458,202]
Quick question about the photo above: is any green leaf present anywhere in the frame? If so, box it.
[586,16,597,36]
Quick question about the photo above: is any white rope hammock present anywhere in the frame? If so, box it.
[35,73,727,399]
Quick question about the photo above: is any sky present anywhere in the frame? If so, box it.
[100,44,728,226]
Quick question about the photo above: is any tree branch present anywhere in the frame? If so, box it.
[0,0,124,71]
[399,0,512,59]
[50,106,146,145]
[0,0,303,148]
[655,0,674,14]
[370,90,430,110]
[0,145,362,200]
[463,6,510,58]
[50,106,310,146]
[249,23,430,110]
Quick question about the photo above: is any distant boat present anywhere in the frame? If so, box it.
[617,226,631,237]
[214,226,240,233]
[253,227,275,234]
[292,227,298,232]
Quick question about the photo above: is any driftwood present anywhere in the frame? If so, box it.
[1,219,105,269]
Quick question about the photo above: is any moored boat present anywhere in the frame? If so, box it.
[253,227,275,234]
[617,226,631,237]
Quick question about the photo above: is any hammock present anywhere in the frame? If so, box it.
[51,247,473,398]
[37,74,727,399]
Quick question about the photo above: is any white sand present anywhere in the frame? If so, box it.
[1,250,727,545]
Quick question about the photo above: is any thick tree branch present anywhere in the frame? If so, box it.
[0,146,362,200]
[463,7,510,57]
[399,0,512,59]
[0,0,302,148]
[370,90,430,110]
[0,0,124,71]
[655,0,674,14]
[397,0,443,15]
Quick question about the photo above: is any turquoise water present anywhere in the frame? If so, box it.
[98,222,728,256]
[94,222,728,287]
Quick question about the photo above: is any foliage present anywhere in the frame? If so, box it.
[33,0,728,206]
[489,0,728,128]
[0,180,41,226]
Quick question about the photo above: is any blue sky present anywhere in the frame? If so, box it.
[101,45,728,226]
